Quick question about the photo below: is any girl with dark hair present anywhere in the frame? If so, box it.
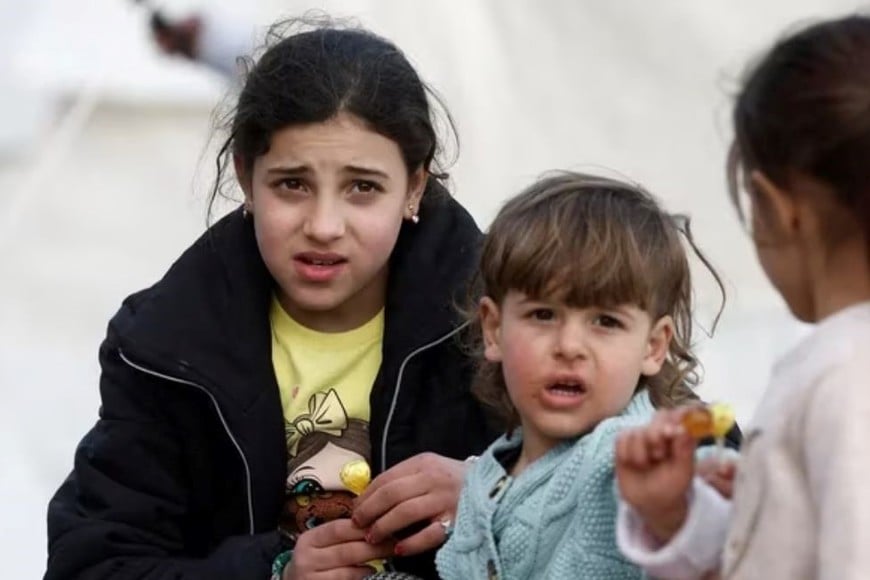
[45,19,498,580]
[617,14,870,579]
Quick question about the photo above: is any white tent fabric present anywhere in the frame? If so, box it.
[0,0,857,575]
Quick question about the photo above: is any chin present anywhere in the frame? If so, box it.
[788,305,816,323]
[288,291,348,313]
[540,422,593,441]
[780,291,816,323]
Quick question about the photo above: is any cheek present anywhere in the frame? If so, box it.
[756,245,779,280]
[499,336,540,393]
[351,206,404,255]
[756,245,795,293]
[596,341,646,402]
[253,208,299,270]
[756,245,813,319]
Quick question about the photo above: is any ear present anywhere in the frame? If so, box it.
[234,154,254,209]
[479,296,503,363]
[641,315,674,376]
[405,166,428,218]
[749,171,800,238]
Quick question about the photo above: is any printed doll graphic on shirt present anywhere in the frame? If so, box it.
[279,388,371,541]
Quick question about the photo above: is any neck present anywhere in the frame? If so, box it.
[811,238,870,321]
[278,267,388,333]
[511,426,559,477]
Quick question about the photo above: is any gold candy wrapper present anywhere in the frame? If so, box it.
[682,402,736,440]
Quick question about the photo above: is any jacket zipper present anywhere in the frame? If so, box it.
[379,321,471,474]
[118,349,256,535]
[119,317,469,535]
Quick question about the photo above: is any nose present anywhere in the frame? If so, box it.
[554,317,589,361]
[303,195,345,243]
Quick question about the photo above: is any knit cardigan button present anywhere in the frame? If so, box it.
[489,475,509,499]
[487,559,498,579]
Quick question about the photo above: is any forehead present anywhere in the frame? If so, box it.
[503,290,649,316]
[257,112,405,174]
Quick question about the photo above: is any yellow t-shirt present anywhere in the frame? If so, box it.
[270,296,383,500]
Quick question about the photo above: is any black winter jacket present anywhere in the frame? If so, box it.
[46,190,500,579]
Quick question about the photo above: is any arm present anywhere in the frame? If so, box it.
[45,343,280,579]
[617,477,731,580]
[614,409,734,579]
[803,363,870,580]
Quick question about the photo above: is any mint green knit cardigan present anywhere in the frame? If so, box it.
[436,392,655,580]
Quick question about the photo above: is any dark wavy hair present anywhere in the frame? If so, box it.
[208,15,458,218]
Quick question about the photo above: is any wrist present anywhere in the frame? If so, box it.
[639,496,689,545]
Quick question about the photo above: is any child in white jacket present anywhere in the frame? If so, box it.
[615,14,870,580]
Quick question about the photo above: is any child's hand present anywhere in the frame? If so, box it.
[696,458,737,499]
[615,408,697,543]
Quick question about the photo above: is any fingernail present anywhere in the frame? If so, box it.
[394,544,404,556]
[365,530,376,544]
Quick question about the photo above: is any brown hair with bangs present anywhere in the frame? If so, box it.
[471,171,724,429]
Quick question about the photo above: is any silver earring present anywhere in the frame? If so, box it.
[243,206,251,219]
[408,204,419,224]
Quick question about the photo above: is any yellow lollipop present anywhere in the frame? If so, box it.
[709,402,736,439]
[340,459,371,496]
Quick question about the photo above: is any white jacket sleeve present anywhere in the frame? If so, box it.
[616,477,731,580]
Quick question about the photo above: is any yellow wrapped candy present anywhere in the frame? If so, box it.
[340,459,371,496]
[340,459,384,572]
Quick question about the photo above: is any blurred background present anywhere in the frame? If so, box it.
[0,0,859,575]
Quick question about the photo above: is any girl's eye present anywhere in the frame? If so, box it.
[276,178,305,191]
[529,308,555,321]
[351,180,382,195]
[594,314,623,329]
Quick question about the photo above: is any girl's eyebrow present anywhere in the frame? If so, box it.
[344,165,390,179]
[263,164,390,179]
[265,164,308,176]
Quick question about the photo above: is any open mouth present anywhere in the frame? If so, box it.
[293,252,348,282]
[296,254,347,266]
[546,381,587,396]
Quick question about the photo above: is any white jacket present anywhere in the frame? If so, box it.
[617,302,870,580]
